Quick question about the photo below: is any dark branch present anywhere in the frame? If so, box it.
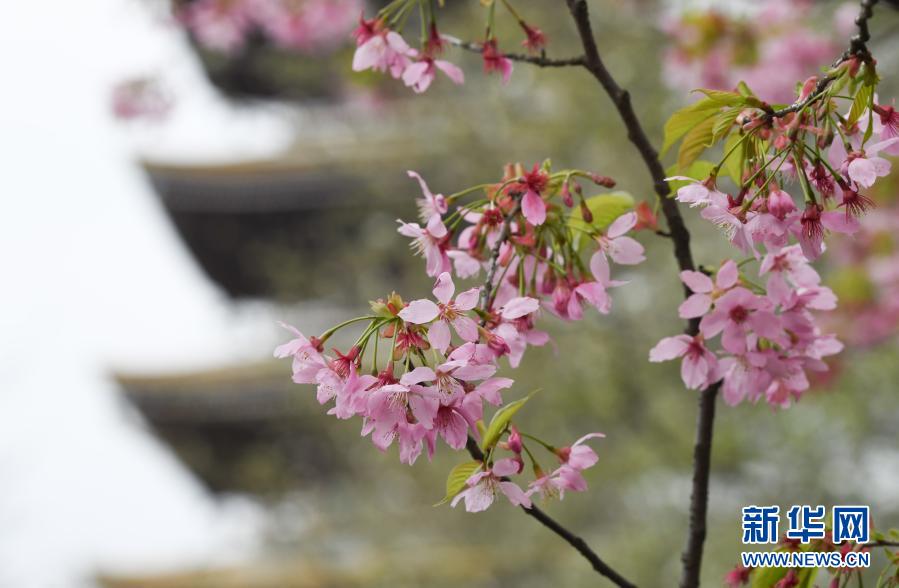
[679,381,720,588]
[448,38,586,68]
[465,438,637,588]
[563,0,697,284]
[766,0,879,121]
[562,2,714,586]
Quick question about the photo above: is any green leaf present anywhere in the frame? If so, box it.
[481,390,538,451]
[662,98,725,156]
[677,116,717,171]
[435,461,482,506]
[692,89,748,106]
[737,81,755,98]
[723,134,745,184]
[849,82,873,127]
[712,107,742,144]
[568,191,634,233]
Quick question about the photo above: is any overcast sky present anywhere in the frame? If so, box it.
[0,1,297,586]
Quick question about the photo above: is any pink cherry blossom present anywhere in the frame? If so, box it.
[556,432,605,470]
[451,459,531,512]
[873,103,899,154]
[844,139,897,188]
[397,215,451,277]
[402,56,465,93]
[766,188,797,221]
[700,195,755,254]
[649,334,719,390]
[352,30,413,78]
[796,203,859,261]
[481,39,513,84]
[329,364,377,420]
[273,323,326,384]
[398,272,480,352]
[699,287,785,354]
[678,260,739,319]
[589,212,646,279]
[407,170,448,224]
[498,296,540,320]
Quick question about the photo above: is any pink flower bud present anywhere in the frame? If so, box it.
[561,182,574,207]
[766,188,797,220]
[507,426,523,454]
[589,173,616,188]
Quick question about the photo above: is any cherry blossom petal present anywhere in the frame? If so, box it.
[608,235,645,265]
[500,296,540,319]
[437,410,469,449]
[680,270,713,294]
[428,319,452,352]
[848,157,877,188]
[589,251,611,284]
[521,189,546,226]
[454,287,481,311]
[498,481,532,508]
[607,211,637,239]
[678,293,712,319]
[452,315,480,342]
[426,213,448,238]
[648,335,690,361]
[473,377,514,405]
[432,272,455,304]
[493,458,521,477]
[400,366,437,386]
[716,259,739,289]
[399,299,440,323]
[435,59,465,84]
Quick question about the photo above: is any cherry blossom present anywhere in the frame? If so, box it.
[451,459,531,512]
[649,335,719,391]
[398,272,480,352]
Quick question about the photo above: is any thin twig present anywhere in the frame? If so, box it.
[765,0,879,121]
[448,38,586,68]
[464,439,637,588]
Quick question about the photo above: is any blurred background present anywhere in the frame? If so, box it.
[1,0,897,586]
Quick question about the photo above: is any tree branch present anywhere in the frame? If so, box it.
[679,381,720,588]
[765,0,879,121]
[465,439,637,588]
[447,38,586,68]
[561,2,716,586]
[557,1,884,585]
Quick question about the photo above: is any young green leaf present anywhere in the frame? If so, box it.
[677,116,717,172]
[481,390,539,451]
[848,82,873,127]
[662,98,726,155]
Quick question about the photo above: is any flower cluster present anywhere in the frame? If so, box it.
[351,0,546,93]
[276,161,645,511]
[651,252,842,408]
[398,163,645,348]
[653,35,896,406]
[660,0,853,103]
[178,0,361,55]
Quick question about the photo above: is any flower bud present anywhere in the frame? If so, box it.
[507,426,523,454]
[589,173,616,188]
[561,182,574,207]
[579,200,593,223]
[766,187,797,220]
